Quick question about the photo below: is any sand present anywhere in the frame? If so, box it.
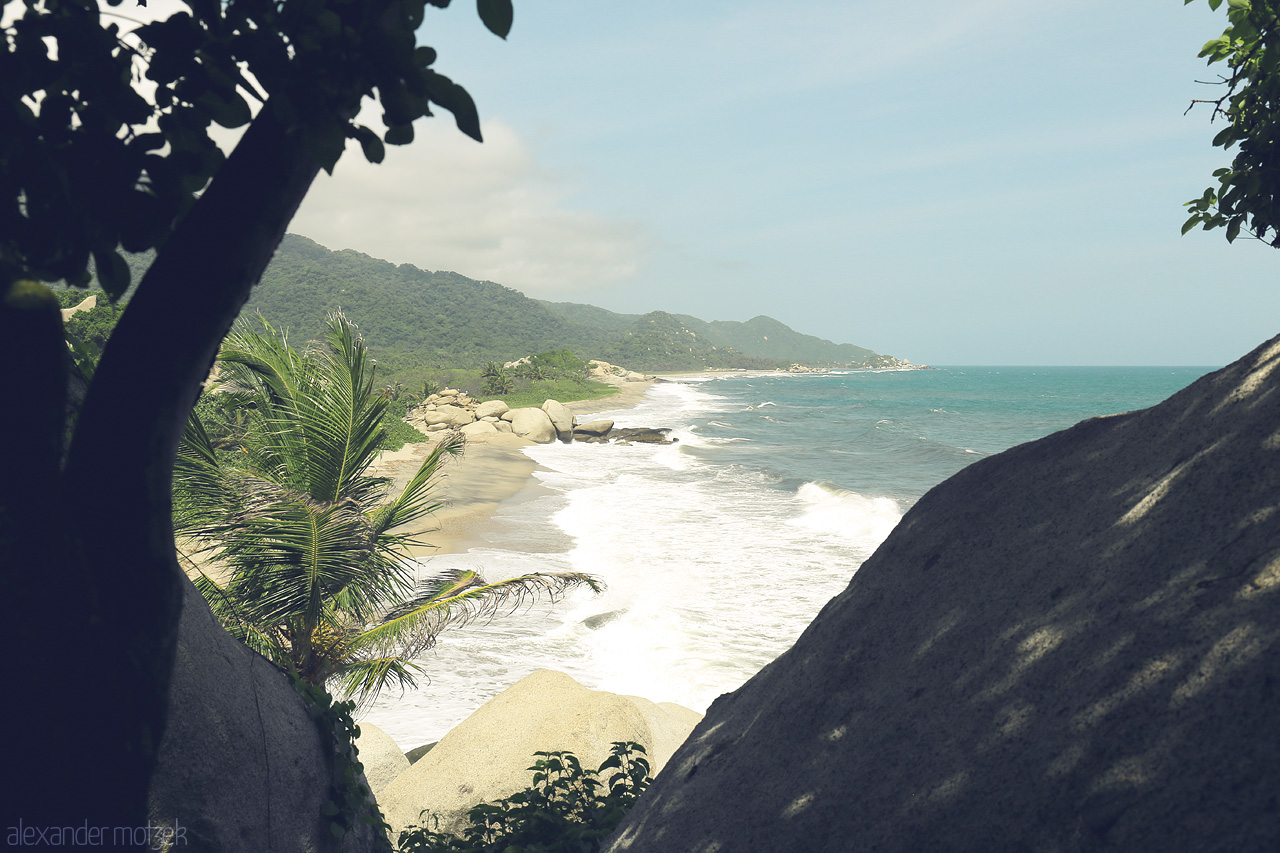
[368,378,656,558]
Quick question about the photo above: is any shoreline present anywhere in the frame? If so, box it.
[369,377,657,559]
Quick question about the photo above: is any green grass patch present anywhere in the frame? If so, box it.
[380,412,429,452]
[493,379,618,409]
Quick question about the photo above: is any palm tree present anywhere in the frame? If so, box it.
[173,312,599,704]
[481,360,514,395]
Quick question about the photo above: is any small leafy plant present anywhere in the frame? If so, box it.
[397,741,652,853]
[291,674,393,850]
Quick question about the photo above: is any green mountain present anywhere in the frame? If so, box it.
[79,234,907,377]
[537,300,888,367]
[243,235,608,366]
[594,311,778,372]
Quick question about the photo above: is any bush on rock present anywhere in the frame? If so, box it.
[397,742,651,853]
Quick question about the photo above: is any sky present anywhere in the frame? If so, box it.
[134,1,1280,365]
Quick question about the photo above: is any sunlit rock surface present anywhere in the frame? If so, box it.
[378,669,701,839]
[606,336,1280,852]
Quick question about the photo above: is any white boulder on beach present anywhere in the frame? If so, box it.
[375,669,702,839]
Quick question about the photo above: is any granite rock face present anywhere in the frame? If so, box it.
[573,419,615,437]
[541,399,576,442]
[507,407,557,443]
[474,400,510,420]
[354,722,410,795]
[148,579,381,852]
[605,336,1280,852]
[378,669,701,839]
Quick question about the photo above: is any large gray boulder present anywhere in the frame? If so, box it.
[148,579,382,852]
[606,336,1280,853]
[424,404,474,428]
[507,407,557,443]
[378,669,702,838]
[459,420,498,439]
[541,399,576,442]
[474,400,510,420]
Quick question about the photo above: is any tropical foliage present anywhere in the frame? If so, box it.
[480,361,514,395]
[1184,0,1280,244]
[173,312,598,705]
[397,742,652,853]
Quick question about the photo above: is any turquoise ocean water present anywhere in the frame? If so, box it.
[363,366,1215,747]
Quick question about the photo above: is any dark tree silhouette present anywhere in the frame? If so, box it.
[0,0,512,834]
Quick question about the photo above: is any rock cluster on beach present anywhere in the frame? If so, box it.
[363,670,702,840]
[407,389,675,445]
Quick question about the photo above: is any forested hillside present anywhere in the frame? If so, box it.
[79,235,906,380]
[538,301,886,367]
[245,235,612,367]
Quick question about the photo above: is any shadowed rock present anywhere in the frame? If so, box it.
[606,336,1280,852]
[542,399,576,442]
[148,580,380,852]
[404,742,437,764]
[609,428,675,444]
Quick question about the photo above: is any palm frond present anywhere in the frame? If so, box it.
[173,408,241,536]
[325,655,426,710]
[359,569,603,660]
[190,570,291,664]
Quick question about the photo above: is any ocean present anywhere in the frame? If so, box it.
[362,366,1215,748]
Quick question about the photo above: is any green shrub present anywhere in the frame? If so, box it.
[380,412,428,451]
[397,742,651,853]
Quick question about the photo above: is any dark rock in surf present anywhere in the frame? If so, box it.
[583,609,626,630]
[609,428,675,444]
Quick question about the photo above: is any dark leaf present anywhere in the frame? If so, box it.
[477,0,513,39]
[92,248,131,299]
[384,123,415,146]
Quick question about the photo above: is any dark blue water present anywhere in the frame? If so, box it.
[680,367,1215,503]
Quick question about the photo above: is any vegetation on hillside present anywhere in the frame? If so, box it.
[75,234,905,379]
[596,310,778,372]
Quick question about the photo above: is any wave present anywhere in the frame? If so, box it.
[785,482,902,547]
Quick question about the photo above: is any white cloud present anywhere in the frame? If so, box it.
[289,117,650,296]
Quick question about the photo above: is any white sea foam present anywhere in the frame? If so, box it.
[786,482,902,545]
[363,376,907,746]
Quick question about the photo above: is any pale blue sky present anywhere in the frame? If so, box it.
[290,0,1280,366]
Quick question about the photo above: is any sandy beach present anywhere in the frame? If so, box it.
[368,378,656,559]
